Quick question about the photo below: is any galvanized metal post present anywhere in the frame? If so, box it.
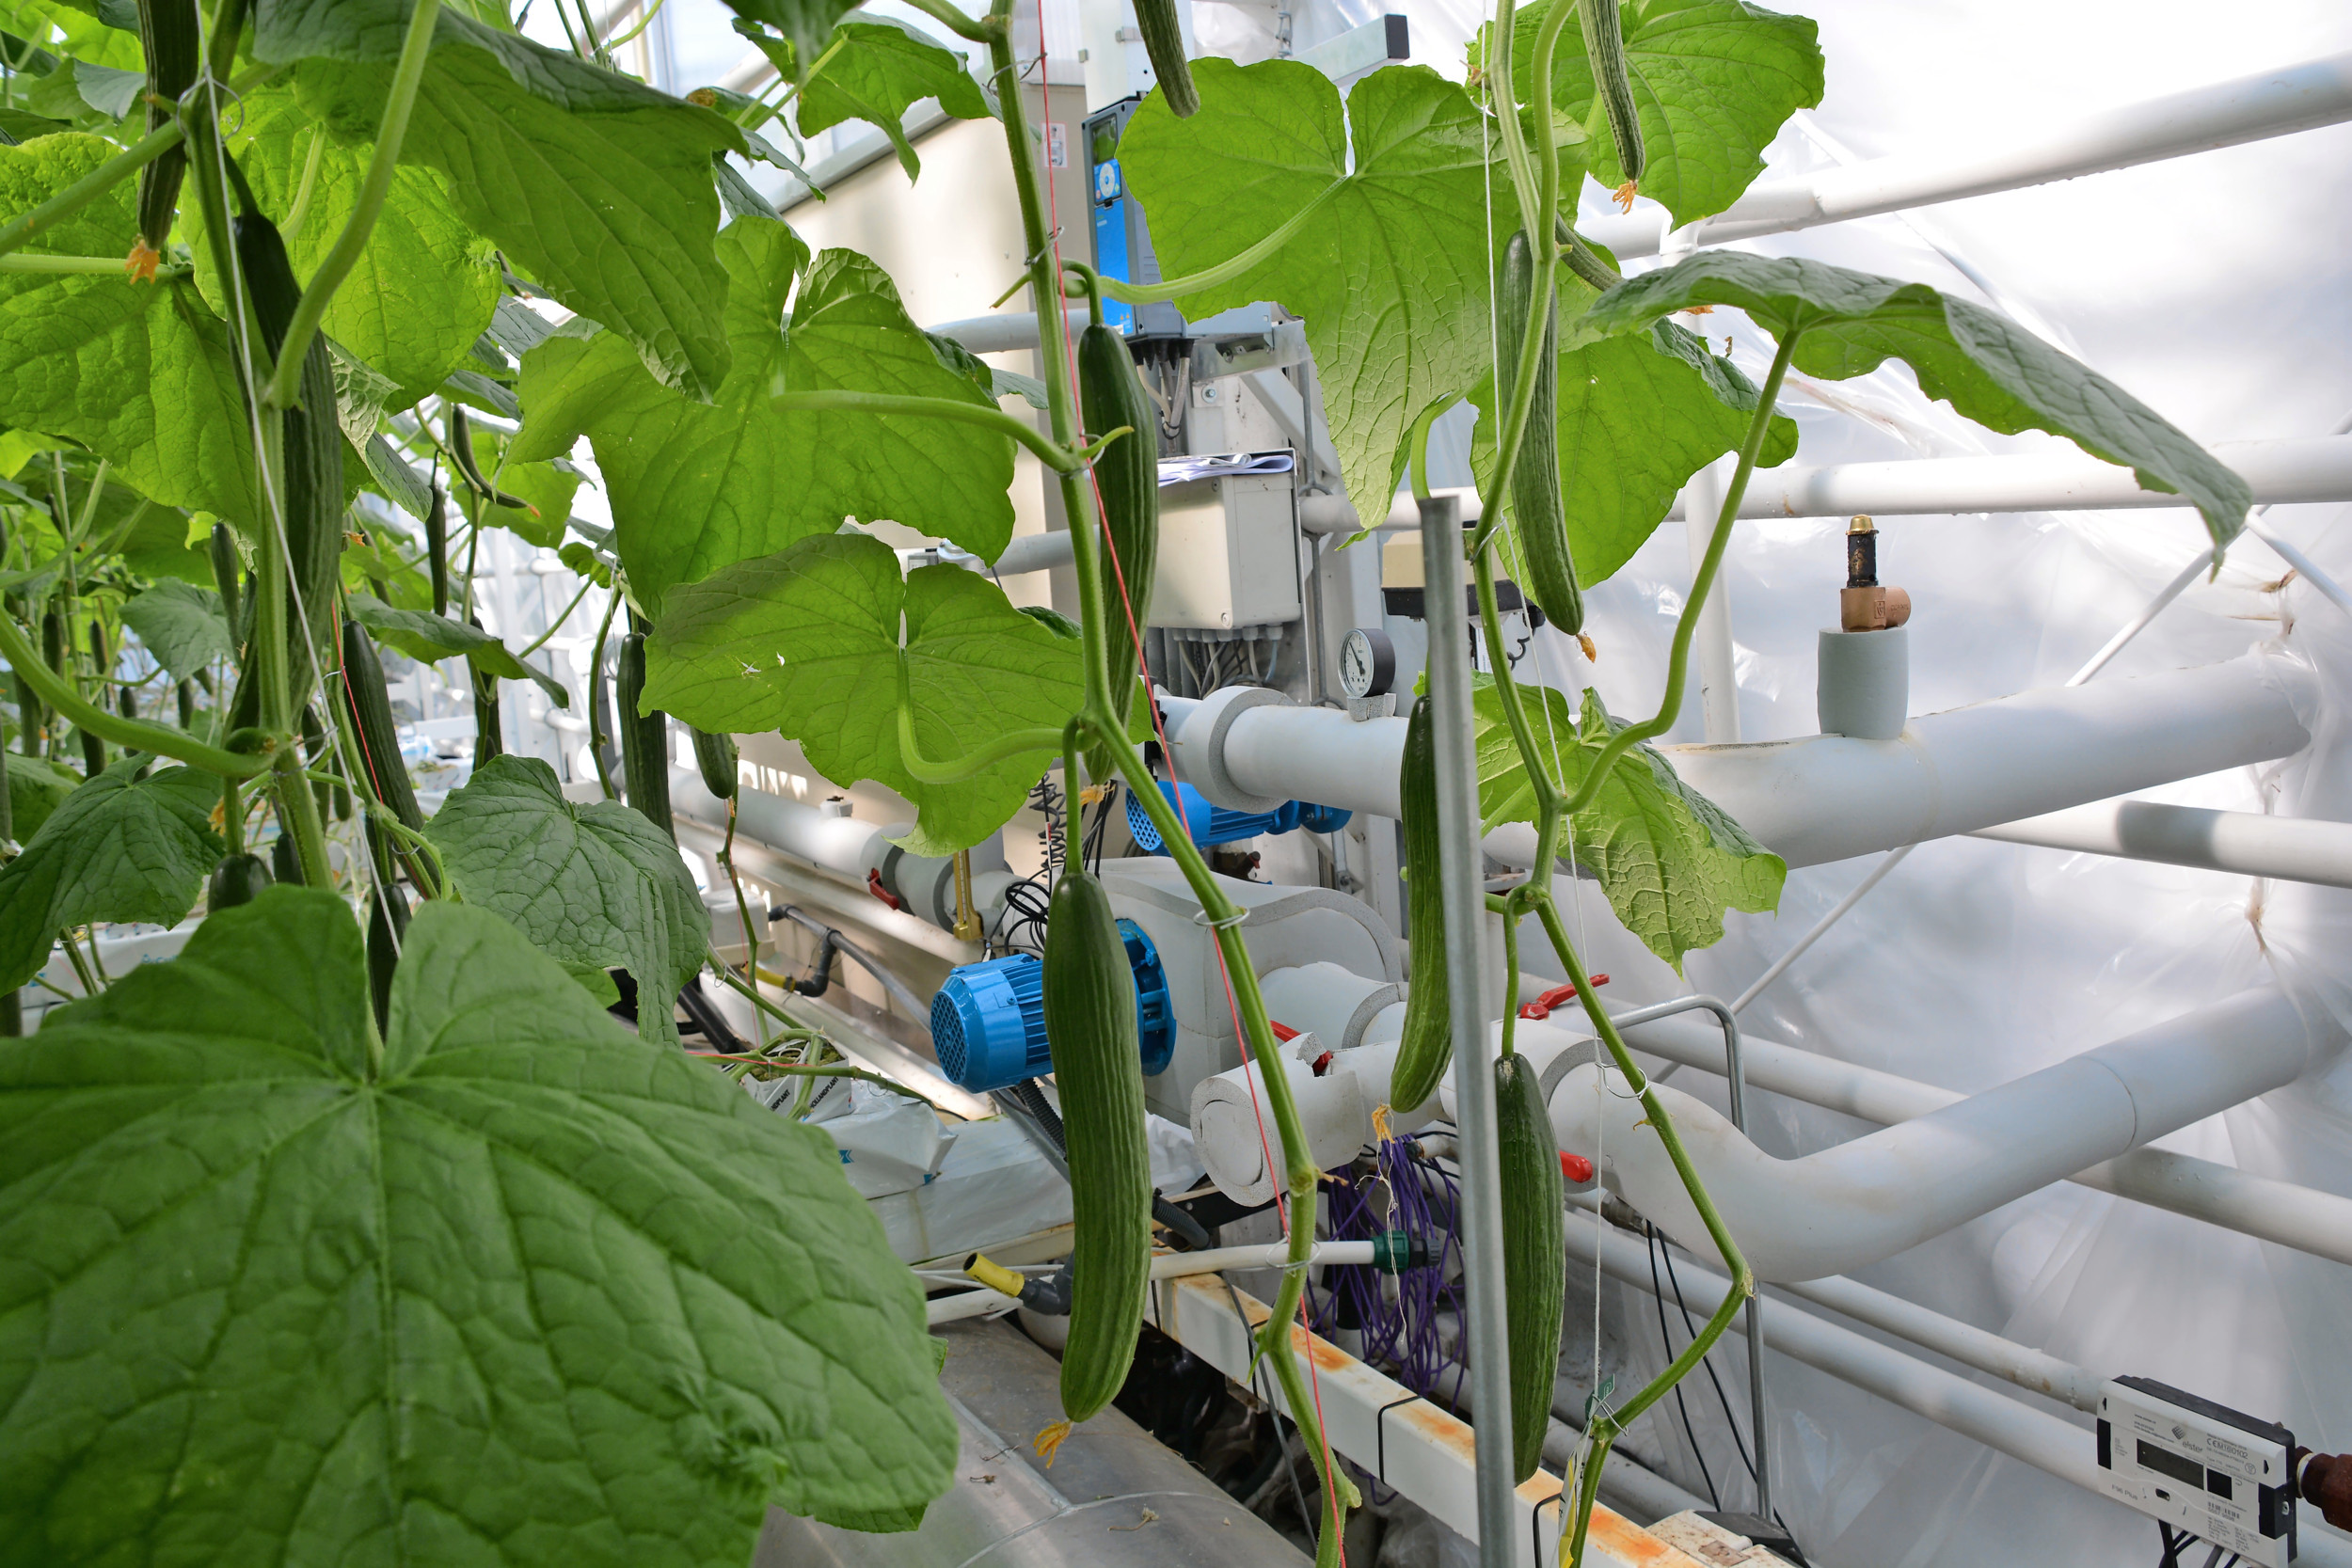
[1419,495,1516,1561]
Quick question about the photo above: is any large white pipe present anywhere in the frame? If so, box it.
[1774,1272,2103,1412]
[1327,437,2352,536]
[1197,654,2314,869]
[670,766,883,882]
[1582,53,2352,259]
[1970,799,2352,887]
[1618,1008,2352,1270]
[1553,988,2333,1282]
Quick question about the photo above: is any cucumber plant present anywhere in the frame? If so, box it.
[0,0,2251,1564]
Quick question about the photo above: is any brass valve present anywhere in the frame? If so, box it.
[1840,515,1913,632]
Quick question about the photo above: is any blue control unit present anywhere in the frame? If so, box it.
[1124,780,1352,854]
[930,916,1174,1093]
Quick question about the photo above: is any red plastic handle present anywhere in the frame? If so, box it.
[1518,974,1610,1021]
[1560,1151,1595,1183]
[866,868,905,912]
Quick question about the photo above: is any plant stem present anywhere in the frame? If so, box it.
[769,388,1090,471]
[262,0,442,410]
[895,700,1063,786]
[897,0,999,44]
[279,125,327,239]
[1097,182,1340,308]
[517,576,594,657]
[0,611,271,776]
[1560,330,1797,819]
[0,253,192,276]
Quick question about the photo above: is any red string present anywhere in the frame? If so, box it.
[1025,30,1348,1555]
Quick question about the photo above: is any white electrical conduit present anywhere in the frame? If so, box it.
[1551,988,2338,1282]
[1200,653,2313,867]
[1612,1006,2352,1271]
[1580,53,2352,260]
[1566,1212,2352,1568]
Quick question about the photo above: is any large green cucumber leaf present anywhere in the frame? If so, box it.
[1586,251,2251,551]
[1474,678,1782,971]
[5,752,83,842]
[1471,317,1797,589]
[720,0,860,83]
[795,19,993,181]
[346,591,571,708]
[643,531,1081,855]
[0,135,257,520]
[1486,0,1822,226]
[514,215,1014,611]
[118,578,233,682]
[1120,60,1529,529]
[0,759,222,993]
[203,84,501,404]
[424,755,707,1047]
[0,888,958,1563]
[258,0,744,399]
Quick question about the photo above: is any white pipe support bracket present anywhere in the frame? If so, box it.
[1552,988,2332,1281]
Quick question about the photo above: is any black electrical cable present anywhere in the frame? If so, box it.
[1654,1225,1792,1536]
[1645,1224,1724,1511]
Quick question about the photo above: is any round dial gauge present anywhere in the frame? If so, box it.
[1339,626,1395,699]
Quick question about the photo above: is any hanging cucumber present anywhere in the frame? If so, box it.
[424,482,450,617]
[1496,1051,1567,1482]
[1581,0,1645,191]
[691,726,738,800]
[363,819,408,1034]
[1390,694,1451,1112]
[618,631,673,840]
[339,617,427,878]
[132,0,199,266]
[1134,0,1198,118]
[231,196,344,700]
[469,616,503,762]
[208,521,246,655]
[1043,864,1153,1421]
[1078,325,1160,774]
[208,852,272,910]
[269,830,303,887]
[1500,229,1583,636]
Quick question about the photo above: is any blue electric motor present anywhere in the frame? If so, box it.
[1124,781,1352,853]
[930,916,1174,1093]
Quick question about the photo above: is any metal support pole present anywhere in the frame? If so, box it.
[1611,993,1769,1522]
[1419,495,1515,1560]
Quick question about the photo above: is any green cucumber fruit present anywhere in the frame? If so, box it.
[1390,694,1450,1112]
[1135,0,1199,118]
[1043,865,1153,1421]
[1500,229,1583,636]
[208,521,244,651]
[1078,324,1159,777]
[1581,0,1645,186]
[364,820,409,1035]
[469,616,502,762]
[208,851,273,911]
[339,616,425,844]
[1497,1051,1567,1482]
[691,726,738,800]
[233,205,343,696]
[134,0,199,253]
[618,632,673,840]
[270,832,304,887]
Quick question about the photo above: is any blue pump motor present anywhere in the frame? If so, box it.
[930,916,1175,1093]
[1125,780,1350,852]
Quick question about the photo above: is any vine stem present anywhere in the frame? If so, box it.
[897,0,1001,44]
[0,610,272,777]
[1097,182,1342,308]
[983,13,1349,1562]
[769,388,1098,471]
[0,253,191,276]
[262,0,442,410]
[1559,329,1797,820]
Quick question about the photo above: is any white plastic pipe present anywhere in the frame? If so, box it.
[1616,1007,2352,1270]
[923,306,1092,355]
[992,529,1076,576]
[1774,1272,2103,1412]
[670,766,883,882]
[1972,799,2352,887]
[1199,654,2315,870]
[1343,437,2352,535]
[1553,988,2333,1281]
[1581,53,2352,258]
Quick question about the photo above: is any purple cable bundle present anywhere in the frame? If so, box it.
[1302,1136,1466,1397]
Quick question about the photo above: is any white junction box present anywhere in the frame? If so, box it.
[2097,1376,2296,1565]
[1150,465,1303,631]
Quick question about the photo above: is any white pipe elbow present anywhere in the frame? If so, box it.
[1551,988,2331,1282]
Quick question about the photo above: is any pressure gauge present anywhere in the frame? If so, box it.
[1339,626,1395,700]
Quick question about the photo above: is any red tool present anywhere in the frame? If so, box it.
[1519,974,1609,1021]
[1560,1151,1595,1183]
[866,868,905,911]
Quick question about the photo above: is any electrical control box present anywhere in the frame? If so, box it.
[1085,97,1185,339]
[2097,1377,2296,1566]
[1151,463,1304,631]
